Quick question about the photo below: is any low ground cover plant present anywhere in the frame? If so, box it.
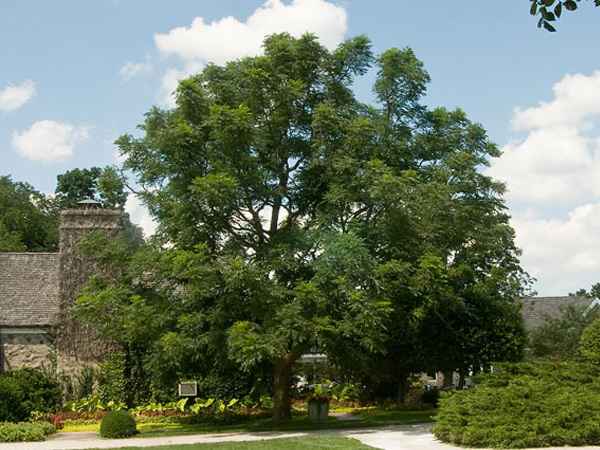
[0,421,55,442]
[433,362,600,448]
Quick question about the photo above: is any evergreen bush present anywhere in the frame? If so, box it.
[0,377,28,422]
[99,410,138,438]
[3,368,61,414]
[433,362,600,448]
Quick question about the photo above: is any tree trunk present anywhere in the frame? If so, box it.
[272,352,298,421]
[123,344,134,408]
[457,365,467,390]
[442,370,454,388]
[396,370,408,406]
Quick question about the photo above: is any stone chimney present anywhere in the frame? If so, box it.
[56,201,121,364]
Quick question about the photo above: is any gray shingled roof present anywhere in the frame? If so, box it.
[0,253,60,327]
[520,296,595,330]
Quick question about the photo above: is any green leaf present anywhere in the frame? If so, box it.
[554,2,562,17]
[564,0,578,10]
[542,0,555,6]
[541,10,556,20]
[530,1,539,15]
[543,21,557,31]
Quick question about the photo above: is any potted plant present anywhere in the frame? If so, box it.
[307,384,329,422]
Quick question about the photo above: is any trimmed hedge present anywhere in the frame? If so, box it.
[433,362,600,448]
[0,422,56,442]
[100,410,138,438]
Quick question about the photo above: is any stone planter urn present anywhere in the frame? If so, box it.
[308,398,329,422]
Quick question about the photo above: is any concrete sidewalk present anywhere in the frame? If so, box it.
[1,422,600,450]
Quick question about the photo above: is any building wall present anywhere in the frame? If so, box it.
[0,327,54,372]
[0,207,122,376]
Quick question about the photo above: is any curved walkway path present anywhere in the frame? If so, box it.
[0,423,436,450]
[1,423,600,450]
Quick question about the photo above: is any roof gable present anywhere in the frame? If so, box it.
[520,296,596,330]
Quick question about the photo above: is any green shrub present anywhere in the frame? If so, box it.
[433,362,600,448]
[96,356,126,404]
[96,354,151,407]
[75,365,97,400]
[328,382,364,404]
[0,421,56,442]
[33,421,56,436]
[3,368,61,414]
[100,410,138,438]
[0,378,28,422]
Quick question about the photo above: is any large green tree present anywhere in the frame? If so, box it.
[0,176,59,252]
[55,166,128,210]
[108,34,389,420]
[329,49,529,398]
[76,33,529,419]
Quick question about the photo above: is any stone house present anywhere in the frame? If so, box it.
[0,202,121,375]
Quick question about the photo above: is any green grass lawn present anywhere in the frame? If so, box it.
[77,436,376,450]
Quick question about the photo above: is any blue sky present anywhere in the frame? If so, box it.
[2,0,600,296]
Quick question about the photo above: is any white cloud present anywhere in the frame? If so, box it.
[11,120,90,163]
[155,0,346,64]
[125,195,157,238]
[0,79,36,112]
[488,126,600,207]
[512,203,600,296]
[119,61,153,81]
[488,71,600,295]
[512,71,600,131]
[153,0,347,106]
[488,71,600,210]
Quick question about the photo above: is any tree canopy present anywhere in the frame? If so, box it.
[0,176,58,252]
[55,166,128,210]
[529,303,600,360]
[569,282,600,299]
[75,33,530,419]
